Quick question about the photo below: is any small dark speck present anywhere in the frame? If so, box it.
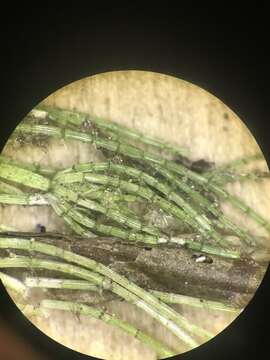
[223,112,229,120]
[223,126,228,132]
[191,159,215,173]
[144,247,152,251]
[191,253,213,264]
[36,224,46,233]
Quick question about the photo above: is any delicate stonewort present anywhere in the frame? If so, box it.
[0,104,269,357]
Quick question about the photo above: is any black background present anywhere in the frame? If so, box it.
[0,4,269,360]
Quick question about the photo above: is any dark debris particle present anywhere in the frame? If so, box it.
[173,155,193,168]
[191,159,215,173]
[144,247,152,251]
[223,112,229,120]
[191,253,213,264]
[36,224,46,233]
[203,257,213,264]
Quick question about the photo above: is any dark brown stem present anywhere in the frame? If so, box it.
[0,231,266,307]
